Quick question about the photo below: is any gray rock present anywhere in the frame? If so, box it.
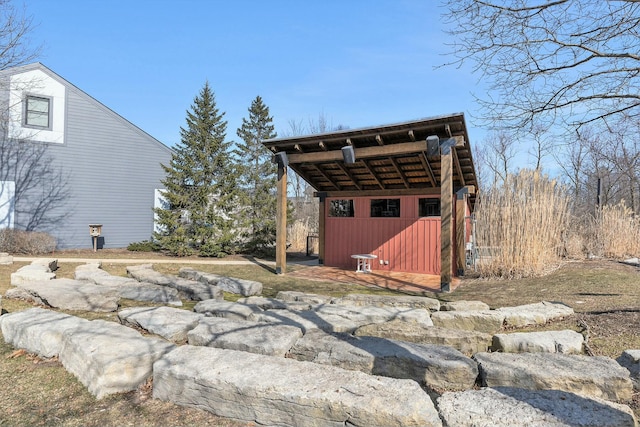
[14,278,119,312]
[289,329,478,390]
[275,290,333,305]
[179,267,262,296]
[187,317,302,357]
[441,300,490,311]
[355,320,493,355]
[315,304,426,327]
[492,330,584,354]
[75,263,137,286]
[153,345,443,427]
[0,307,89,357]
[194,299,261,320]
[0,252,13,265]
[11,263,56,285]
[474,352,634,402]
[438,387,638,427]
[31,258,58,271]
[59,319,175,399]
[4,287,45,305]
[622,257,639,266]
[118,306,203,343]
[333,294,441,311]
[127,264,222,301]
[249,309,330,333]
[617,349,640,390]
[496,301,574,327]
[237,296,289,310]
[431,310,505,333]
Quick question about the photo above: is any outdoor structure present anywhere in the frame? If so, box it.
[0,63,172,248]
[262,113,478,290]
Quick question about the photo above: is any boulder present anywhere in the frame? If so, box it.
[492,330,584,354]
[249,309,331,333]
[431,310,505,334]
[441,300,490,311]
[474,352,634,402]
[289,329,478,390]
[621,257,639,266]
[127,264,222,301]
[355,320,493,355]
[75,263,137,286]
[10,263,56,285]
[59,319,175,399]
[236,296,290,310]
[314,304,431,328]
[275,290,333,305]
[0,307,89,357]
[194,299,262,320]
[187,317,302,357]
[179,267,262,296]
[31,258,58,271]
[118,306,203,343]
[14,278,119,312]
[437,387,638,427]
[333,294,441,311]
[496,301,574,327]
[0,252,13,265]
[617,349,640,389]
[153,345,443,427]
[4,287,45,305]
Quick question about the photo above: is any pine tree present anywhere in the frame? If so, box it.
[154,82,239,256]
[235,96,278,254]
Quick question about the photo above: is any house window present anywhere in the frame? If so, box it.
[329,199,354,217]
[419,198,441,216]
[24,95,51,129]
[370,199,400,217]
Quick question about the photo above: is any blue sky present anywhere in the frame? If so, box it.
[24,0,483,148]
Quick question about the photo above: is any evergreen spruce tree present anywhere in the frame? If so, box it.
[235,96,278,254]
[154,82,239,256]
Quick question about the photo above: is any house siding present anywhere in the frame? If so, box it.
[2,63,172,249]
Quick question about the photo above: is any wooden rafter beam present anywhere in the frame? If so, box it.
[452,148,465,187]
[419,152,437,187]
[316,187,440,198]
[310,164,340,191]
[362,160,385,190]
[335,162,362,190]
[390,158,410,189]
[287,141,428,165]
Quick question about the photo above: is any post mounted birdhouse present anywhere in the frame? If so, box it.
[89,224,102,252]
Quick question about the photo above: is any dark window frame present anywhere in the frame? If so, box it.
[23,94,52,130]
[418,197,441,217]
[370,198,400,217]
[329,199,355,217]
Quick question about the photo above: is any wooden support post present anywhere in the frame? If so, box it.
[276,164,287,274]
[455,194,467,277]
[318,194,326,264]
[440,144,453,291]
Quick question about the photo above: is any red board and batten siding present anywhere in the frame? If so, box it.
[324,196,442,275]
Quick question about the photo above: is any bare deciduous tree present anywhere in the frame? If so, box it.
[478,130,519,186]
[443,0,640,133]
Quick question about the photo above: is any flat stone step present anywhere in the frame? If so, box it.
[275,290,333,305]
[118,306,203,343]
[289,329,478,390]
[474,352,634,401]
[194,300,262,320]
[0,307,89,358]
[11,278,119,312]
[492,330,584,354]
[333,293,441,311]
[496,301,574,327]
[179,267,263,296]
[187,317,302,357]
[152,345,443,427]
[431,310,505,334]
[441,300,490,311]
[355,320,493,355]
[60,319,175,399]
[617,349,640,390]
[437,387,637,427]
[127,264,222,301]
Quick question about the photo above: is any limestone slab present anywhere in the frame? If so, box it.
[251,308,359,333]
[187,317,302,357]
[289,329,478,390]
[438,387,637,427]
[153,345,443,427]
[275,290,333,304]
[474,352,634,401]
[194,300,261,320]
[179,267,262,296]
[118,306,203,343]
[492,330,584,354]
[496,301,574,327]
[236,296,289,310]
[59,319,175,399]
[10,270,56,285]
[15,278,119,312]
[431,310,505,334]
[333,294,441,311]
[128,264,222,301]
[355,320,493,355]
[617,349,640,389]
[441,300,490,311]
[0,307,89,357]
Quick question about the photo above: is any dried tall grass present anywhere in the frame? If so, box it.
[287,218,317,253]
[591,202,640,259]
[474,170,570,278]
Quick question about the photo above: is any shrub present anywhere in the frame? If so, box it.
[127,240,161,252]
[0,229,57,254]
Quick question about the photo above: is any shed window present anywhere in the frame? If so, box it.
[329,200,354,217]
[25,95,51,129]
[419,198,440,216]
[370,199,400,217]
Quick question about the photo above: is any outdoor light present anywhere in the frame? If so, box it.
[426,135,440,156]
[341,145,356,164]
